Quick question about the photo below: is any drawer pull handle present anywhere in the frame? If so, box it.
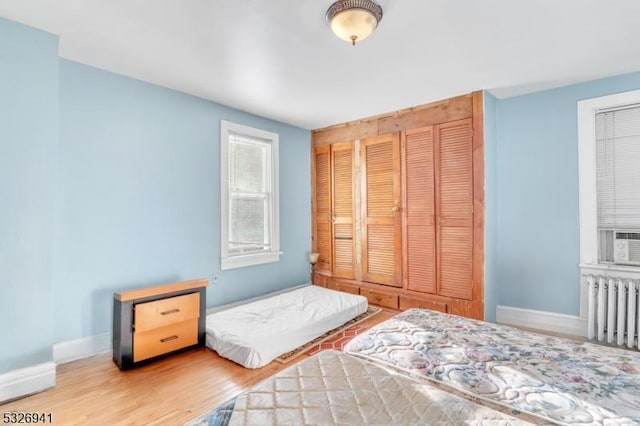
[374,295,382,302]
[161,308,180,315]
[160,335,179,343]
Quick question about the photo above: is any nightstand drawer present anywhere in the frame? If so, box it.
[360,289,398,309]
[135,292,199,332]
[133,319,198,362]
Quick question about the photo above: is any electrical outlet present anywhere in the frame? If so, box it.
[213,274,219,284]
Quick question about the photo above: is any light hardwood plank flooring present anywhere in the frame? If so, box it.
[1,310,395,425]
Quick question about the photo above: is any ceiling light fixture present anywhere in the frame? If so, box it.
[326,0,383,46]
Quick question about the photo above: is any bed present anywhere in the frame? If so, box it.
[343,308,640,425]
[188,349,536,425]
[205,285,367,368]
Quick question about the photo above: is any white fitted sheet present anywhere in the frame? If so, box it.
[205,285,367,368]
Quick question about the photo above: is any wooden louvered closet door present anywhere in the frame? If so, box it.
[437,119,473,300]
[313,145,332,274]
[402,127,436,293]
[331,143,355,278]
[361,134,402,287]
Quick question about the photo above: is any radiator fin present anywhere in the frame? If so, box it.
[586,274,640,349]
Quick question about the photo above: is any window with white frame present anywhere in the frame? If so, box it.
[220,120,279,270]
[595,106,640,264]
[578,89,640,269]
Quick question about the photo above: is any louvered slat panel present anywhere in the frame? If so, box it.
[437,119,473,300]
[314,146,332,274]
[333,223,353,240]
[407,226,435,293]
[366,142,394,217]
[406,130,434,218]
[333,222,354,277]
[367,225,395,275]
[331,143,354,278]
[315,152,330,216]
[316,222,332,272]
[404,128,436,293]
[332,148,353,217]
[362,134,401,287]
[439,227,472,299]
[334,239,353,272]
[334,223,352,239]
[439,122,472,219]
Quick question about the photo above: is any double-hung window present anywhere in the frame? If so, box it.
[578,90,640,269]
[220,121,279,270]
[595,105,640,264]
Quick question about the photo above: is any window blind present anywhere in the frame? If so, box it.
[595,105,640,230]
[228,132,272,255]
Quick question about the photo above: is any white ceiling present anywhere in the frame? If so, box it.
[1,0,640,130]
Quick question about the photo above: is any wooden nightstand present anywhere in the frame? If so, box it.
[113,278,208,369]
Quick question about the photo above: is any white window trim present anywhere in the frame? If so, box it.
[220,120,280,270]
[577,89,640,316]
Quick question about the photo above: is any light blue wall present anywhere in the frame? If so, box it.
[55,60,311,342]
[495,71,640,316]
[483,91,498,322]
[0,18,58,373]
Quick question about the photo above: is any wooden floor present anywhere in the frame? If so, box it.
[1,310,395,425]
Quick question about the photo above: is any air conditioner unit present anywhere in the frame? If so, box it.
[614,231,640,266]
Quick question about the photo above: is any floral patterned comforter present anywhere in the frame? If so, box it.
[343,308,640,425]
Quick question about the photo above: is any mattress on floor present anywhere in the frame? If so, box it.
[343,308,640,425]
[188,350,535,425]
[205,285,367,368]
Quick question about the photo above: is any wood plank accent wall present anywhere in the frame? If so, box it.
[313,94,473,145]
[311,91,485,320]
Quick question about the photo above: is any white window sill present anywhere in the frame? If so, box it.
[579,263,640,279]
[221,251,281,270]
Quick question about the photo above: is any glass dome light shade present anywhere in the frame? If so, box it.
[329,8,379,44]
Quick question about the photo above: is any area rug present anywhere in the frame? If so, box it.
[304,325,367,356]
[275,306,381,364]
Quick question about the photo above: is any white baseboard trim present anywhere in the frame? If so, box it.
[0,362,56,403]
[496,305,587,337]
[53,333,112,365]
